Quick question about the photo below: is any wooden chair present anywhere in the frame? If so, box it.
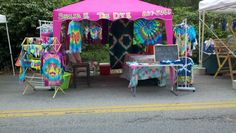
[65,52,91,88]
[213,39,236,80]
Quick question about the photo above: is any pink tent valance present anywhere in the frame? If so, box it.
[53,0,173,44]
[53,0,172,21]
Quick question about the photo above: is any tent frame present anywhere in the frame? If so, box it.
[198,0,236,67]
[0,15,15,76]
[52,0,173,45]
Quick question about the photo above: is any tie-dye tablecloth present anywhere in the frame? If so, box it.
[123,63,167,89]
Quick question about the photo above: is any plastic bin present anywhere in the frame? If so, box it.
[60,72,72,90]
[99,63,110,75]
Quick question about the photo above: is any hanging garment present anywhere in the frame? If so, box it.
[22,44,43,58]
[19,55,31,82]
[90,24,102,40]
[133,19,162,45]
[233,20,236,29]
[222,20,227,31]
[177,57,194,85]
[40,24,53,38]
[41,37,60,52]
[31,59,41,70]
[19,61,31,81]
[174,25,197,56]
[18,49,32,82]
[41,52,64,86]
[22,38,43,58]
[109,19,143,69]
[203,39,215,54]
[68,20,83,53]
[159,57,194,85]
[84,26,90,39]
[29,44,43,58]
[83,21,103,45]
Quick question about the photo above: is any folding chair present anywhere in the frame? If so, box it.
[213,39,236,80]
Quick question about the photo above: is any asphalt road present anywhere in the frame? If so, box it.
[0,108,236,133]
[0,73,236,133]
[0,74,236,110]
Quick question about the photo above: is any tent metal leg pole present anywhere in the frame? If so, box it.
[6,22,15,76]
[198,12,202,66]
[200,12,205,68]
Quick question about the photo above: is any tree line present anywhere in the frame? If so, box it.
[0,0,233,70]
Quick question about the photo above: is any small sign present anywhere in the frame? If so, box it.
[154,44,179,62]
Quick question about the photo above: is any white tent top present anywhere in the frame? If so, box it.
[199,0,236,13]
[0,14,7,23]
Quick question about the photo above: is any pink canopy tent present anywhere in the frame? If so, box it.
[53,0,173,44]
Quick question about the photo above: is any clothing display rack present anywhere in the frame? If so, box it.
[38,20,53,38]
[19,37,64,98]
[176,19,196,92]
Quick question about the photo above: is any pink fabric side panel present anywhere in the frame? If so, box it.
[53,20,62,43]
[164,20,173,44]
[65,20,70,50]
[53,11,61,42]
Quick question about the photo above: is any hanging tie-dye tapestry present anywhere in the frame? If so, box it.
[133,19,162,45]
[41,53,64,86]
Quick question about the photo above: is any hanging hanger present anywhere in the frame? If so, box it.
[175,19,189,29]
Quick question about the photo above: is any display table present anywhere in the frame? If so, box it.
[122,62,167,96]
[121,54,193,96]
[127,63,167,87]
[121,54,166,95]
[122,62,184,96]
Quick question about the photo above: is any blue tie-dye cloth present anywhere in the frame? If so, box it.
[133,19,162,45]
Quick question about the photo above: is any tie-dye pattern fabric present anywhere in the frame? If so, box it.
[126,62,167,88]
[19,56,31,82]
[68,21,83,53]
[174,25,197,56]
[177,57,194,84]
[133,19,162,45]
[41,53,64,86]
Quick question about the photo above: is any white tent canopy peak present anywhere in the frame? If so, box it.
[199,0,236,13]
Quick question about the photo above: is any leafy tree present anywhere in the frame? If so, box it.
[0,0,81,71]
[0,0,234,70]
[144,0,201,9]
[0,1,55,70]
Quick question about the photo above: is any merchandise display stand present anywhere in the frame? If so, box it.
[19,37,64,98]
[23,73,66,99]
[38,20,53,38]
[176,19,195,92]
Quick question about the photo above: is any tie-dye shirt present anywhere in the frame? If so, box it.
[41,52,64,86]
[174,25,197,56]
[68,21,83,53]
